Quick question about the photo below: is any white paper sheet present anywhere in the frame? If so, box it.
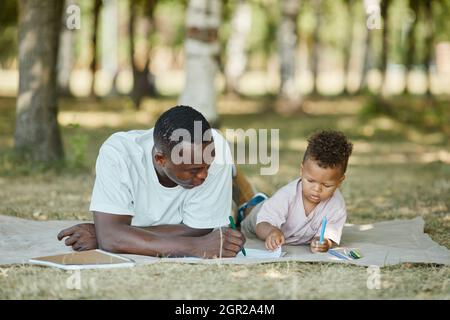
[237,247,284,258]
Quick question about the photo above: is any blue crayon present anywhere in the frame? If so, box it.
[319,216,327,244]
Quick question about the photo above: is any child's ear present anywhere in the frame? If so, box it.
[338,174,346,186]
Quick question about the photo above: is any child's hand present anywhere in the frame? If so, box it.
[310,237,331,253]
[265,229,285,251]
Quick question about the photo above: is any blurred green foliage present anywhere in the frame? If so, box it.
[0,0,18,67]
[360,94,450,135]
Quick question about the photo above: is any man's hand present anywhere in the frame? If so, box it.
[265,229,285,251]
[57,223,98,251]
[196,227,246,258]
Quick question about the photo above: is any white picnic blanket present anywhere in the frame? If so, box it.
[0,215,449,267]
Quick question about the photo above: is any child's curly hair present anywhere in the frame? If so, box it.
[303,130,353,174]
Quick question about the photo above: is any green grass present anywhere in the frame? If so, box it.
[1,263,448,299]
[0,95,449,299]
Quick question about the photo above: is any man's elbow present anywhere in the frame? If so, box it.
[96,230,124,253]
[98,240,118,253]
[93,211,134,253]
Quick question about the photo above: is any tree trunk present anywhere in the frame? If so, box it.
[90,0,102,98]
[422,0,434,97]
[402,0,419,94]
[357,28,372,94]
[15,0,64,163]
[129,0,157,109]
[358,0,379,94]
[178,0,221,126]
[129,0,137,92]
[380,0,390,96]
[225,0,252,95]
[102,0,119,96]
[278,0,301,101]
[143,0,157,97]
[343,0,354,95]
[311,0,322,96]
[57,0,76,97]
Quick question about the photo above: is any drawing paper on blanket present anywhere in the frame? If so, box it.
[169,247,284,260]
[237,247,285,258]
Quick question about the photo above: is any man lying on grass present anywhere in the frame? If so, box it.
[57,105,246,258]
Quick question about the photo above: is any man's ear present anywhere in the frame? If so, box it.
[154,150,167,167]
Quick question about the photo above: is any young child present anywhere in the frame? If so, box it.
[240,130,353,252]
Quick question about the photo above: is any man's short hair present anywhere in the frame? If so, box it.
[153,105,212,155]
[303,130,353,174]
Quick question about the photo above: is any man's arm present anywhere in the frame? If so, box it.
[58,212,245,258]
[57,219,213,251]
[93,212,198,257]
[138,224,213,237]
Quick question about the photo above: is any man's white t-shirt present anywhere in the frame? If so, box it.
[89,128,232,229]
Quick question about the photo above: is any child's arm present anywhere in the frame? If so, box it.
[256,222,285,250]
[315,208,347,247]
[252,186,291,250]
[255,222,279,240]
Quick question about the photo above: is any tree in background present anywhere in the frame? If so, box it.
[15,0,64,162]
[129,0,158,109]
[178,0,222,126]
[422,0,434,97]
[379,0,390,96]
[225,0,252,96]
[310,0,322,96]
[89,0,102,98]
[358,0,379,94]
[277,0,302,106]
[343,0,355,95]
[57,0,77,97]
[101,0,119,97]
[402,0,419,95]
[0,0,18,67]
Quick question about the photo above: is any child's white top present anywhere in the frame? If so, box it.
[255,178,347,245]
